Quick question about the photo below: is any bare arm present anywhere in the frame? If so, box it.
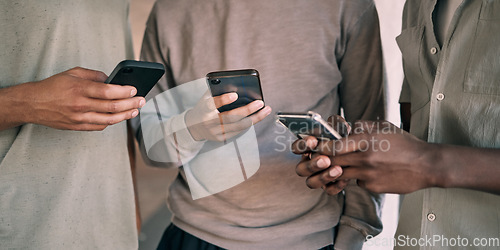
[0,67,145,131]
[293,120,500,195]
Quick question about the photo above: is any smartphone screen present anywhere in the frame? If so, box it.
[206,69,264,113]
[106,60,165,97]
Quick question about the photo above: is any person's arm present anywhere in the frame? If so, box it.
[0,67,145,131]
[331,3,385,249]
[133,7,270,167]
[136,86,268,167]
[294,120,500,195]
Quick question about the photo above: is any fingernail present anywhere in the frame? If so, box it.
[329,167,341,177]
[139,99,146,107]
[317,158,329,169]
[254,100,264,108]
[229,93,238,101]
[130,88,137,97]
[131,110,138,118]
[306,138,316,149]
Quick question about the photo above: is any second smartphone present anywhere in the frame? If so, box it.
[106,60,165,97]
[206,69,264,113]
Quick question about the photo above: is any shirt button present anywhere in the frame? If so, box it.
[430,47,438,54]
[427,213,436,222]
[436,93,445,101]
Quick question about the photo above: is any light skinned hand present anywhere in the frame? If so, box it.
[8,67,145,131]
[186,91,272,142]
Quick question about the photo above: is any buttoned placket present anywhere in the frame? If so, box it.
[422,0,468,240]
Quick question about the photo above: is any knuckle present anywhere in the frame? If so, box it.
[246,105,255,114]
[326,186,342,196]
[295,166,307,177]
[68,114,84,124]
[362,152,375,165]
[214,134,225,142]
[305,178,315,189]
[107,115,123,125]
[338,181,349,190]
[69,81,84,94]
[318,172,330,184]
[107,118,116,125]
[101,87,113,99]
[108,101,120,113]
[69,100,87,112]
[306,162,317,175]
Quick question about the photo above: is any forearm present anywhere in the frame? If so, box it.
[432,144,500,194]
[0,83,32,130]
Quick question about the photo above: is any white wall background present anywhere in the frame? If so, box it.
[365,1,406,250]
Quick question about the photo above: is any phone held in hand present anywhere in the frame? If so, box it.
[206,69,264,113]
[276,111,342,141]
[106,60,165,97]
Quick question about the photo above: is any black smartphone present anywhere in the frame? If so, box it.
[105,60,165,97]
[206,69,264,113]
[276,111,342,141]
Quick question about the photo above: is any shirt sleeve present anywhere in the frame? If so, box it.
[398,1,411,104]
[338,1,385,123]
[334,2,385,249]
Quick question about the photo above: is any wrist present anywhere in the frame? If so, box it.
[184,109,204,141]
[1,83,32,128]
[186,125,203,141]
[424,143,453,189]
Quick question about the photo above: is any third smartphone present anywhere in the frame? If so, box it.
[276,111,342,141]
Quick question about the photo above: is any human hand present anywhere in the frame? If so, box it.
[294,120,437,194]
[17,67,145,131]
[291,115,351,195]
[185,91,271,141]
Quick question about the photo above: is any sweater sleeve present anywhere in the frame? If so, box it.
[130,3,206,167]
[338,1,385,123]
[335,2,385,249]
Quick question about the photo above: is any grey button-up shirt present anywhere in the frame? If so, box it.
[395,0,500,249]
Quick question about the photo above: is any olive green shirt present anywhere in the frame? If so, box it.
[396,0,500,249]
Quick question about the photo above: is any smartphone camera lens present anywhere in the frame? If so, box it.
[211,79,221,85]
[122,67,133,74]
